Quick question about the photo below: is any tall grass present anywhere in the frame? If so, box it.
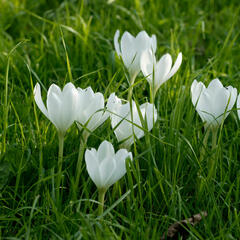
[0,0,240,239]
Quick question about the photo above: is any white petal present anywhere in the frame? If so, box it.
[207,78,223,92]
[196,91,215,125]
[47,84,62,99]
[211,87,230,124]
[85,149,102,188]
[61,82,78,130]
[99,156,116,189]
[106,93,117,114]
[97,140,115,164]
[87,110,109,132]
[130,103,144,139]
[113,103,132,142]
[154,53,172,87]
[110,150,132,185]
[33,83,49,119]
[77,88,105,129]
[47,90,62,131]
[141,103,157,131]
[120,31,136,69]
[140,49,155,83]
[133,31,154,73]
[226,86,237,112]
[151,34,157,53]
[108,94,130,128]
[77,87,94,119]
[191,80,206,106]
[114,30,121,56]
[135,31,152,51]
[164,52,182,80]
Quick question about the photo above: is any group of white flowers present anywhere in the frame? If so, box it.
[33,29,240,213]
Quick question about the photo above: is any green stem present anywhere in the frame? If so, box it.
[211,128,218,150]
[127,83,133,102]
[98,188,106,216]
[74,131,89,199]
[208,127,218,179]
[197,128,210,199]
[199,128,210,162]
[150,86,156,104]
[56,132,64,204]
[127,74,137,148]
[127,74,136,102]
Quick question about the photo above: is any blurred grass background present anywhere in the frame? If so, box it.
[0,0,240,239]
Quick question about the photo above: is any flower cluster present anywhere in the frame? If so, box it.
[34,29,240,216]
[33,29,182,214]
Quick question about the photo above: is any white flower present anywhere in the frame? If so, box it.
[34,82,78,135]
[191,79,237,128]
[114,30,157,80]
[85,140,132,190]
[107,93,157,147]
[140,49,182,94]
[237,94,240,120]
[75,87,109,132]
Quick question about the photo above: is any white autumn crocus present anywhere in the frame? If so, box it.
[191,78,237,129]
[107,93,157,147]
[34,82,78,135]
[140,49,182,98]
[85,140,133,191]
[75,87,109,132]
[114,30,157,82]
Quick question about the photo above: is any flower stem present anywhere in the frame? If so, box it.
[199,128,210,162]
[208,127,218,179]
[127,74,137,102]
[98,188,106,216]
[211,128,218,150]
[56,132,64,205]
[73,131,89,199]
[150,86,156,104]
[197,128,210,198]
[127,84,133,102]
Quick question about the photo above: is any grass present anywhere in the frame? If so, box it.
[0,0,240,239]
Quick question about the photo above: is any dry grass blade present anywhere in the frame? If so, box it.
[161,211,207,240]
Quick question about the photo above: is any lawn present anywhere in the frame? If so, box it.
[0,0,240,239]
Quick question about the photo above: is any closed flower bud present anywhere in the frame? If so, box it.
[34,82,78,135]
[114,30,157,81]
[191,78,237,128]
[85,140,132,191]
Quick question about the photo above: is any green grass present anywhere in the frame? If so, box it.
[1,0,240,239]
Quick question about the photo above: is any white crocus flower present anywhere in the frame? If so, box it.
[140,50,182,98]
[85,140,133,215]
[76,87,109,132]
[107,93,157,147]
[191,79,237,129]
[34,82,78,135]
[34,82,78,201]
[85,140,132,191]
[114,30,157,82]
